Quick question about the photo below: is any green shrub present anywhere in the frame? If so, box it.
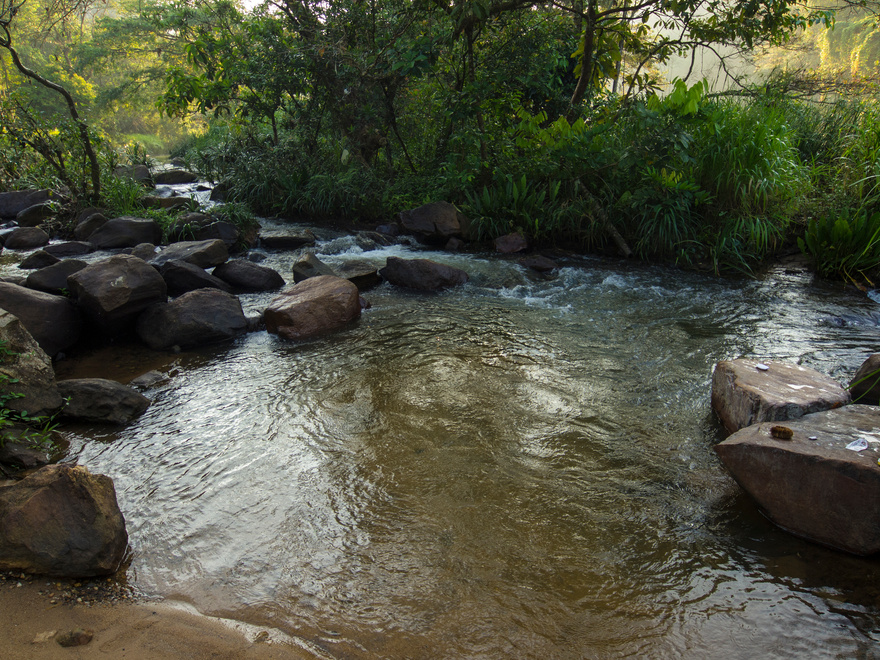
[798,208,880,282]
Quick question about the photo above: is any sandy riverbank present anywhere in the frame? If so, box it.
[2,580,316,659]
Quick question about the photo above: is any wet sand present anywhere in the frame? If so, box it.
[2,581,314,659]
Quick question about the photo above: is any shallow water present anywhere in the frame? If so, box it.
[46,226,880,658]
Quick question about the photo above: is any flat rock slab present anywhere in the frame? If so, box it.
[259,229,316,250]
[716,405,880,555]
[711,359,850,433]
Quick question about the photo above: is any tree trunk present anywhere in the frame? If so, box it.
[3,44,101,200]
[568,0,597,116]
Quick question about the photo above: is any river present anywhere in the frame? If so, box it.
[45,220,880,658]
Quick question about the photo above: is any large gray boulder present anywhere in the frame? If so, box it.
[265,275,361,341]
[0,189,51,218]
[0,309,62,417]
[67,254,167,335]
[716,405,880,555]
[57,378,150,424]
[4,227,49,250]
[25,259,88,295]
[0,465,128,576]
[212,259,284,292]
[136,288,247,350]
[88,216,162,249]
[711,359,850,434]
[399,201,468,241]
[0,282,82,356]
[379,256,468,291]
[150,239,228,269]
[159,260,232,296]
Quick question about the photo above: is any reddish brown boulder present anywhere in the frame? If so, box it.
[265,275,360,341]
[379,256,468,291]
[0,465,128,576]
[716,405,880,555]
[711,359,850,433]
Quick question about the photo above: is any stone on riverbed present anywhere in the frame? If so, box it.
[57,378,150,424]
[4,227,50,250]
[18,250,59,270]
[0,282,82,356]
[159,260,232,296]
[265,275,360,341]
[292,253,335,283]
[136,288,247,350]
[716,405,880,555]
[379,256,468,291]
[88,216,162,250]
[399,201,467,242]
[67,254,167,335]
[26,259,88,295]
[212,259,284,292]
[150,239,229,269]
[0,310,61,417]
[335,260,381,291]
[259,228,316,250]
[849,354,880,405]
[711,359,850,433]
[0,465,127,576]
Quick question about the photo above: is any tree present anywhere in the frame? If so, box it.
[0,0,101,199]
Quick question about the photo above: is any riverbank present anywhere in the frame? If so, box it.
[1,579,310,659]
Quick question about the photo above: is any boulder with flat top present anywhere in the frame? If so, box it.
[711,359,850,433]
[379,256,468,291]
[136,288,247,350]
[57,378,150,424]
[716,405,880,555]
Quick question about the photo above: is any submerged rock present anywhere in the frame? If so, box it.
[265,275,360,341]
[379,256,468,291]
[0,465,128,576]
[57,378,150,424]
[494,232,528,254]
[716,405,880,555]
[711,359,850,433]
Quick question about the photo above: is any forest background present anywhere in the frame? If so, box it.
[2,0,880,280]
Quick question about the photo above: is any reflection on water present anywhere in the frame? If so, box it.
[57,232,880,658]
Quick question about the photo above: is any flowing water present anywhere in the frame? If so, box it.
[44,221,880,658]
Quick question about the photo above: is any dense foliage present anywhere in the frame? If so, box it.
[1,0,880,278]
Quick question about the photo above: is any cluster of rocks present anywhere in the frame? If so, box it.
[712,356,880,555]
[0,191,557,580]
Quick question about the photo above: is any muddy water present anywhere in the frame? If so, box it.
[49,226,880,658]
